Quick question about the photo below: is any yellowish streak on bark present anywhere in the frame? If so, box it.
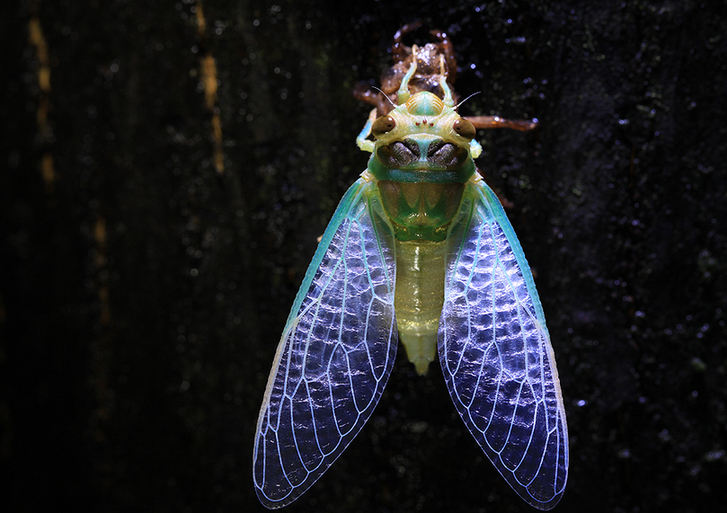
[196,2,224,174]
[29,17,55,190]
[94,217,111,326]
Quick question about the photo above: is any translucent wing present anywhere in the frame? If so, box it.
[253,179,397,508]
[438,179,568,510]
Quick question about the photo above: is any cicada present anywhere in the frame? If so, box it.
[253,45,568,510]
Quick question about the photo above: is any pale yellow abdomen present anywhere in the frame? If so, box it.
[394,240,446,375]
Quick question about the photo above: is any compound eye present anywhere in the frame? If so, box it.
[453,118,476,139]
[372,115,396,137]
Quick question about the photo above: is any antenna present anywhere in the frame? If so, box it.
[455,91,482,110]
[371,86,397,108]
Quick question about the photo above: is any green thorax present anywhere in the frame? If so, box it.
[367,147,475,242]
[374,179,465,241]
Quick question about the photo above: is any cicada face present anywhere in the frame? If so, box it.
[370,91,478,172]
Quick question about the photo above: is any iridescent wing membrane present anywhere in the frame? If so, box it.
[253,179,398,508]
[438,179,568,510]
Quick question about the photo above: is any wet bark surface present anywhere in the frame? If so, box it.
[2,1,726,512]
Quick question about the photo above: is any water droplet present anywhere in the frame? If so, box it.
[705,450,725,462]
[690,357,706,372]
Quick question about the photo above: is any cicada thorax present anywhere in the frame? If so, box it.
[376,181,464,241]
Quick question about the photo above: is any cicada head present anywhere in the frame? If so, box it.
[363,47,482,172]
[369,94,481,173]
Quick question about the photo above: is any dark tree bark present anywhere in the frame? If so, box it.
[2,1,726,512]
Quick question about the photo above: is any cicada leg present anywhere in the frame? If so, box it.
[464,115,538,132]
[356,108,377,153]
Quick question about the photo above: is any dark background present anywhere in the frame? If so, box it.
[2,1,726,512]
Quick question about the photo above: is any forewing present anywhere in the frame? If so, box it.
[438,179,568,510]
[253,179,397,508]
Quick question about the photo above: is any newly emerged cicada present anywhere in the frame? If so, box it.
[254,34,568,510]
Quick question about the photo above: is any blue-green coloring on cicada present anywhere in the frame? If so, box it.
[253,48,568,511]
